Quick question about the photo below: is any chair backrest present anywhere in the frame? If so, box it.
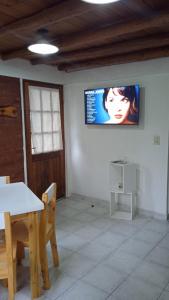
[40,183,57,237]
[0,176,10,185]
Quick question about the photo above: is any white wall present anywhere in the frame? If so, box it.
[64,58,169,219]
[0,59,65,83]
[1,57,169,219]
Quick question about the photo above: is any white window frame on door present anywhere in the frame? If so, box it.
[29,85,63,155]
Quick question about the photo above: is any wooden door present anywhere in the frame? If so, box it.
[23,80,65,198]
[0,75,24,182]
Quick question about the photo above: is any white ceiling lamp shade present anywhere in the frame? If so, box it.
[28,43,59,55]
[27,28,59,55]
[82,0,120,4]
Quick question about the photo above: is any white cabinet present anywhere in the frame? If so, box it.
[110,161,136,220]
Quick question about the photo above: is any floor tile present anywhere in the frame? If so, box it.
[45,270,77,300]
[133,229,165,245]
[65,199,91,211]
[143,220,169,234]
[108,276,162,300]
[94,231,127,250]
[56,280,108,300]
[60,253,96,279]
[56,214,68,225]
[74,225,103,242]
[49,245,74,265]
[57,228,70,240]
[86,205,109,216]
[57,200,69,210]
[109,221,139,237]
[73,212,98,223]
[59,206,80,218]
[158,233,169,250]
[119,238,154,258]
[133,261,169,288]
[82,264,126,293]
[146,246,169,267]
[104,250,142,274]
[77,241,113,262]
[128,216,151,227]
[159,291,169,300]
[57,219,84,234]
[165,282,169,291]
[58,233,88,251]
[91,217,113,231]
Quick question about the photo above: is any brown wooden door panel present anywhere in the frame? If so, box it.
[0,75,24,182]
[23,80,65,198]
[30,153,65,198]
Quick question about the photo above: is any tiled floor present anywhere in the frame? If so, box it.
[1,195,169,299]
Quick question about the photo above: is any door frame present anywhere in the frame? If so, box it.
[23,79,65,196]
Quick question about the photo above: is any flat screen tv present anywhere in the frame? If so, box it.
[84,84,140,125]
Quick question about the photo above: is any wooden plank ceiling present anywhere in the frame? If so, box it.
[0,0,169,72]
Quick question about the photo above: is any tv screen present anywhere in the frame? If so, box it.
[84,84,140,125]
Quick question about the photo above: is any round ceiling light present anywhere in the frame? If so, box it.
[28,43,59,55]
[82,0,120,4]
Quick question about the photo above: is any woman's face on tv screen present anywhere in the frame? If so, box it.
[105,88,130,124]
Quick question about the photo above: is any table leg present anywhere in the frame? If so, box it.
[28,212,41,299]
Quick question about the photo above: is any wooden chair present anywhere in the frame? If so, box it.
[39,182,59,289]
[0,212,17,300]
[0,176,10,184]
[13,183,59,290]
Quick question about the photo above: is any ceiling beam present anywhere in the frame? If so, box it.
[0,0,92,36]
[2,10,169,61]
[121,0,155,17]
[30,33,169,65]
[57,46,169,72]
[1,48,31,60]
[59,10,169,51]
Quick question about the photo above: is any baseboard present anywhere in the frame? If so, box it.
[69,193,167,220]
[137,207,167,220]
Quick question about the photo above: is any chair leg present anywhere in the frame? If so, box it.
[8,281,14,300]
[40,243,51,290]
[8,268,15,300]
[50,231,59,267]
[13,258,17,293]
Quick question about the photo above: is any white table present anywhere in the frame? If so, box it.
[0,182,44,299]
